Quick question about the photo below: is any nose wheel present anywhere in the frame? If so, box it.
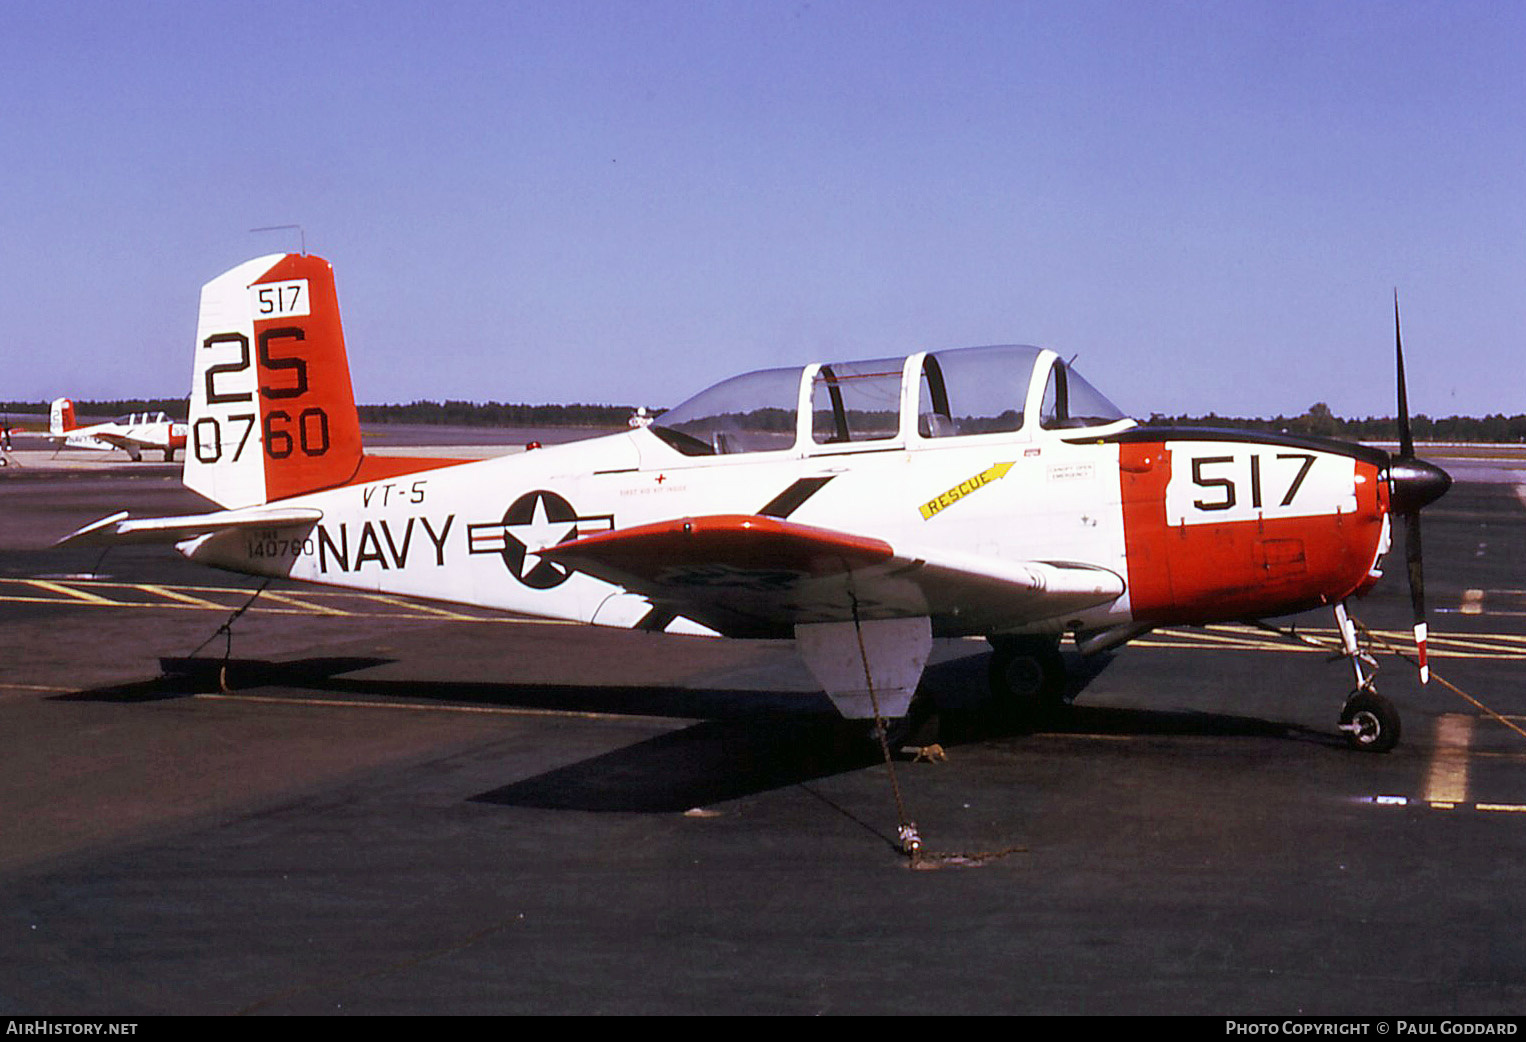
[1339,689,1401,753]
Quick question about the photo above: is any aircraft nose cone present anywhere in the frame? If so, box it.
[1389,457,1452,514]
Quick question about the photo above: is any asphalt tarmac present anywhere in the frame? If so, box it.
[2,447,1525,1015]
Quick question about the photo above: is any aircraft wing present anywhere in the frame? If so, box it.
[540,514,1124,638]
[53,433,113,451]
[89,432,143,451]
[56,506,323,548]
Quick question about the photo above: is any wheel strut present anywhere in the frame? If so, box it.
[1332,602,1401,753]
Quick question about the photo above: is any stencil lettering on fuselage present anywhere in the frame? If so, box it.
[1164,443,1357,526]
[467,491,614,589]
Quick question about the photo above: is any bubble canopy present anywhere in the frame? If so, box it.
[651,345,1130,456]
[112,412,171,426]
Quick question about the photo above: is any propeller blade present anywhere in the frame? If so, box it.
[1390,291,1445,684]
[1404,511,1430,684]
[1394,290,1414,460]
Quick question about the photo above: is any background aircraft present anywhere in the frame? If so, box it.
[60,254,1450,752]
[48,397,187,461]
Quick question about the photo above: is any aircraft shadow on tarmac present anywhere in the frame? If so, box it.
[470,707,1332,814]
[473,655,1335,813]
[51,650,1336,813]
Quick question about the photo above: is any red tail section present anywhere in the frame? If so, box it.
[49,398,77,435]
[248,254,365,501]
[188,254,365,507]
[188,254,464,509]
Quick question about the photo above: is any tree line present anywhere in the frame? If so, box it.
[4,398,1523,442]
[356,400,641,427]
[0,399,645,428]
[1147,402,1526,444]
[2,398,191,419]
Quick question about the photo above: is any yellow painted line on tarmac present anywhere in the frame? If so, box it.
[260,590,354,617]
[1136,629,1317,653]
[20,579,123,606]
[194,691,657,723]
[358,592,495,621]
[136,582,229,610]
[8,580,1526,649]
[0,594,94,605]
[1140,624,1526,661]
[0,578,576,627]
[1030,733,1136,742]
[1471,749,1526,761]
[1373,797,1526,816]
[69,578,253,595]
[1427,633,1526,656]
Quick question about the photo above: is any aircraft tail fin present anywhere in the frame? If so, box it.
[49,398,76,436]
[185,254,365,508]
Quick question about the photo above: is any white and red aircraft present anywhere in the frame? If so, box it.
[49,397,188,462]
[60,254,1452,751]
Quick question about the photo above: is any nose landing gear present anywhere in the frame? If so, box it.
[1332,602,1400,753]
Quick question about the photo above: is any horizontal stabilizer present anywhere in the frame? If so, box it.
[56,506,323,548]
[541,514,1124,638]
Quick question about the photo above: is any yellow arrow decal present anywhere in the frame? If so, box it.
[919,462,1014,520]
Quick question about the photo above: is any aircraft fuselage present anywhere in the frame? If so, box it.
[183,422,1390,641]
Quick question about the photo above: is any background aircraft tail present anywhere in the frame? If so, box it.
[49,398,76,436]
[185,253,365,509]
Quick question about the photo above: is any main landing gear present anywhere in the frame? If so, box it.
[1332,602,1401,753]
[986,634,1067,726]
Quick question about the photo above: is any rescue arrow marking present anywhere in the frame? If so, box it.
[919,462,1014,520]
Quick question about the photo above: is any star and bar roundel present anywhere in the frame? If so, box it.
[467,490,613,589]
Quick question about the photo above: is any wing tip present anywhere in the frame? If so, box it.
[55,511,130,548]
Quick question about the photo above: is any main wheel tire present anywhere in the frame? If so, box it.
[1339,690,1401,753]
[988,637,1067,726]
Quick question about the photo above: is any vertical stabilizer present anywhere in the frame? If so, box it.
[185,254,364,508]
[49,398,76,436]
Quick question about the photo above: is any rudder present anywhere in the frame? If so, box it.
[186,254,364,508]
[49,398,76,436]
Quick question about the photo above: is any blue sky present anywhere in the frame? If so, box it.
[3,1,1522,419]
